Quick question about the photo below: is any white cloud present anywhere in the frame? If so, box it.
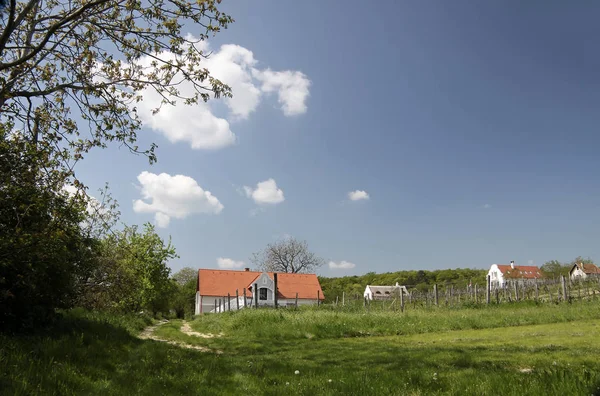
[329,260,356,270]
[483,203,492,209]
[134,40,311,150]
[253,69,311,116]
[244,178,285,205]
[217,257,245,269]
[348,190,370,201]
[133,171,223,228]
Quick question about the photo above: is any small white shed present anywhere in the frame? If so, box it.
[364,283,408,300]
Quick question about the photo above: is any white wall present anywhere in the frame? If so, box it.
[571,267,587,280]
[488,264,505,288]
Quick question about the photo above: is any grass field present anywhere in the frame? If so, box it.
[2,302,600,395]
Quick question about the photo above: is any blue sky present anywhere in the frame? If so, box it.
[76,1,600,275]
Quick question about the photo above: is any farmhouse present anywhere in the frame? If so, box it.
[570,262,600,281]
[195,268,325,314]
[364,283,408,300]
[488,261,543,288]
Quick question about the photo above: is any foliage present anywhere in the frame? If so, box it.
[172,266,197,287]
[0,0,233,173]
[0,128,93,330]
[171,267,197,318]
[78,223,177,314]
[250,237,324,274]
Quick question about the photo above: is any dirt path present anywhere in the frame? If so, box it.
[138,320,222,354]
[180,321,223,338]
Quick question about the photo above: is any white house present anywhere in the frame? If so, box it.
[488,261,543,288]
[364,283,408,300]
[195,268,325,314]
[570,263,600,281]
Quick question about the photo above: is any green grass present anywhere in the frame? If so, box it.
[2,303,600,395]
[189,299,600,340]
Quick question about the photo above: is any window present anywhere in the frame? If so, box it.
[259,288,268,300]
[375,291,381,295]
[384,291,390,295]
[262,277,267,285]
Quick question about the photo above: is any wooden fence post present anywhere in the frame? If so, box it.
[236,289,240,310]
[214,299,217,313]
[486,275,491,304]
[561,275,568,302]
[474,284,478,304]
[243,288,246,308]
[274,273,278,308]
[400,289,404,312]
[218,298,222,312]
[295,292,298,309]
[254,283,258,308]
[495,288,499,304]
[514,282,519,301]
[342,292,345,306]
[450,286,454,306]
[227,293,231,311]
[535,282,539,301]
[434,284,439,306]
[317,290,320,307]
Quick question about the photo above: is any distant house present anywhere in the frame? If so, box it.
[488,261,543,288]
[364,283,408,300]
[570,263,600,281]
[195,268,324,314]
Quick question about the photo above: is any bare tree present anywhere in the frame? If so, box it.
[250,237,324,274]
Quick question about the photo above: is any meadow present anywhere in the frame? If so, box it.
[2,302,600,395]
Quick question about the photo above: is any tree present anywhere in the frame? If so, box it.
[171,267,197,318]
[541,260,565,278]
[0,0,233,175]
[172,266,197,287]
[250,238,324,274]
[0,128,93,329]
[104,223,177,313]
[75,222,177,314]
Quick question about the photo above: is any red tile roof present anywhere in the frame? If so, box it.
[496,265,543,279]
[197,269,324,300]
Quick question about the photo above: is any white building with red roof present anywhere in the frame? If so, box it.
[488,261,543,288]
[570,262,600,280]
[195,268,325,314]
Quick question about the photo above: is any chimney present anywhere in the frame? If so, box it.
[244,267,250,272]
[510,261,515,269]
